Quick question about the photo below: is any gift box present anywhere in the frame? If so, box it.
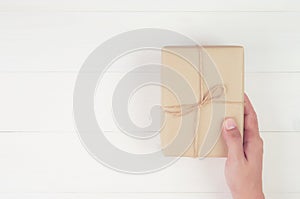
[160,46,244,157]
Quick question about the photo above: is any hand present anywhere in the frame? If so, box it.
[222,94,264,199]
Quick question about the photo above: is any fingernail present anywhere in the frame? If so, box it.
[224,118,236,130]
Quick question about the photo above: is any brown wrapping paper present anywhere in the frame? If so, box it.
[160,46,244,157]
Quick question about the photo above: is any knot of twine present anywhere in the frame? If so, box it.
[162,84,235,117]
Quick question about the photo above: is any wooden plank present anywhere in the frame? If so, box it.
[0,72,299,132]
[0,193,233,199]
[0,0,299,11]
[0,193,299,199]
[0,132,298,193]
[0,12,299,72]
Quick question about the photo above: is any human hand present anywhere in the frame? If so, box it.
[222,94,264,199]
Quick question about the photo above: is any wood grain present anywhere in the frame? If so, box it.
[0,12,299,72]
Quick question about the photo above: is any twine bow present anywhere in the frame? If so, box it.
[162,84,230,116]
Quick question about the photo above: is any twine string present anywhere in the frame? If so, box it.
[162,84,237,116]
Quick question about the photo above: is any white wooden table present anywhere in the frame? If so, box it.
[0,1,299,198]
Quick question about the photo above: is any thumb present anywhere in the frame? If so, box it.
[222,118,245,161]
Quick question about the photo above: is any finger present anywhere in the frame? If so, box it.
[243,93,263,161]
[244,93,259,141]
[222,118,245,161]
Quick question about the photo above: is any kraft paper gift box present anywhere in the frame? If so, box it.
[160,46,244,157]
